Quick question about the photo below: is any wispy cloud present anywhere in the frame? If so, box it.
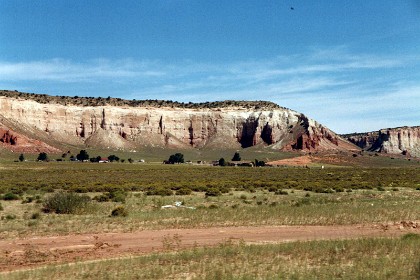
[0,47,419,133]
[0,59,166,82]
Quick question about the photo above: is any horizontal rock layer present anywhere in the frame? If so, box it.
[0,93,356,153]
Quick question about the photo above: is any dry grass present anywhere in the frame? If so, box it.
[1,188,419,239]
[0,162,419,278]
[0,162,419,238]
[3,234,420,279]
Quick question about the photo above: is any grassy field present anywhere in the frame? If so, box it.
[0,162,419,238]
[3,234,420,279]
[0,161,419,278]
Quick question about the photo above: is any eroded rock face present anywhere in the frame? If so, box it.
[0,125,60,153]
[345,127,420,157]
[345,132,379,150]
[0,95,356,153]
[0,129,17,145]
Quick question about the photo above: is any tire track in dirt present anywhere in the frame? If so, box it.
[1,223,419,272]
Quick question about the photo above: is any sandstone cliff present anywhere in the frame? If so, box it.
[345,126,420,157]
[0,91,356,153]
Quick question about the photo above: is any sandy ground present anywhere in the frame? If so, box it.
[1,222,419,272]
[267,155,313,166]
[267,153,355,166]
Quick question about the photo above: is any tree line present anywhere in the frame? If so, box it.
[19,150,266,166]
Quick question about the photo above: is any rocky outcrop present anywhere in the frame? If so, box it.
[0,125,60,153]
[0,92,357,153]
[343,131,379,150]
[0,129,17,145]
[345,127,420,157]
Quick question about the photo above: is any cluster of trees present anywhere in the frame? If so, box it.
[166,152,266,167]
[217,152,241,166]
[19,150,133,163]
[37,152,48,161]
[20,150,265,167]
[166,153,184,164]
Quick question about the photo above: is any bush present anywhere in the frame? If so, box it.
[255,159,265,167]
[94,193,109,202]
[31,212,41,219]
[275,189,288,195]
[4,214,16,220]
[293,197,311,207]
[205,188,221,197]
[42,192,91,214]
[94,190,127,203]
[22,196,34,204]
[3,192,19,200]
[167,153,184,164]
[108,155,120,162]
[176,188,192,195]
[111,206,128,217]
[401,233,420,241]
[145,187,173,196]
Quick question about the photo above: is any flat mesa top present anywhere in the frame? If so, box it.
[0,90,282,110]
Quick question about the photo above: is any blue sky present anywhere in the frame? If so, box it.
[1,0,419,133]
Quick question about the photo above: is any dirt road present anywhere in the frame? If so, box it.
[1,223,419,272]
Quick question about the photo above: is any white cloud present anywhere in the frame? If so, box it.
[0,59,166,82]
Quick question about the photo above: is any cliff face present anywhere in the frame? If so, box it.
[345,127,420,157]
[0,94,356,153]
